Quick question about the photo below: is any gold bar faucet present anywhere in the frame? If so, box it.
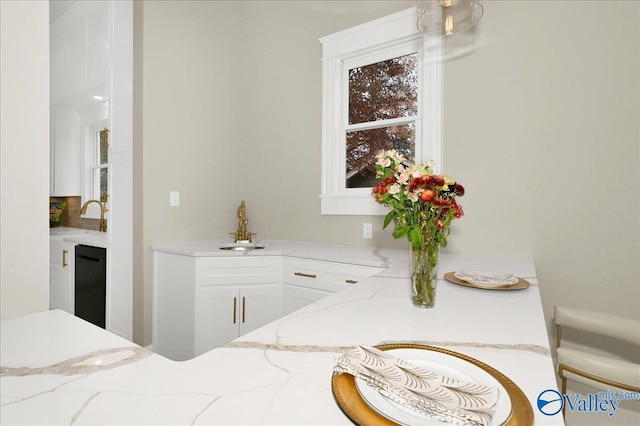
[80,199,108,232]
[230,200,255,243]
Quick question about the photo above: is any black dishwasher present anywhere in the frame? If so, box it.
[75,244,106,328]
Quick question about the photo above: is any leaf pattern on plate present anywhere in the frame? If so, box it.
[334,345,498,426]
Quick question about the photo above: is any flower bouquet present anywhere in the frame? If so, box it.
[372,149,465,307]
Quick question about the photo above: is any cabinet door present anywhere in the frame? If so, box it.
[282,284,332,316]
[50,17,86,104]
[195,286,240,357]
[50,107,82,196]
[85,4,109,89]
[50,262,69,312]
[49,239,75,313]
[239,284,279,336]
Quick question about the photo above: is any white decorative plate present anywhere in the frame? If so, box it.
[444,272,530,291]
[354,349,511,426]
[454,271,519,287]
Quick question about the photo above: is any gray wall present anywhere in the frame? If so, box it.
[443,1,639,328]
[138,0,639,383]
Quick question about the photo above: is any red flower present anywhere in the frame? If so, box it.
[372,182,389,202]
[420,189,436,202]
[409,178,419,191]
[431,175,445,187]
[452,183,465,196]
[433,198,450,207]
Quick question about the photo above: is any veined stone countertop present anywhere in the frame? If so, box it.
[50,226,108,248]
[152,238,409,268]
[1,241,563,425]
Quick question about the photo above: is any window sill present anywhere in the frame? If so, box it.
[320,194,389,216]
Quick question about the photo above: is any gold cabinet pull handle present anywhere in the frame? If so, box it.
[294,272,316,279]
[62,250,69,267]
[345,279,358,284]
[242,297,246,323]
[233,297,237,324]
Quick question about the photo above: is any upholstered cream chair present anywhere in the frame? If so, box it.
[554,306,640,399]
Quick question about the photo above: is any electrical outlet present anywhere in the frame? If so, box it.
[169,191,180,207]
[363,223,373,239]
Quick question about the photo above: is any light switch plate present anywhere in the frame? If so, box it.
[169,191,180,207]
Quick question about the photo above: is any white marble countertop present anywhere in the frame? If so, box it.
[50,226,108,248]
[1,244,563,425]
[152,238,408,268]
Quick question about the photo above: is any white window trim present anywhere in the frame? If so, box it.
[319,7,442,216]
[80,102,109,219]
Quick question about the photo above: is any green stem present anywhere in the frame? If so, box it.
[411,229,439,307]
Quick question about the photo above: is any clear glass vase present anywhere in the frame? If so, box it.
[410,243,439,308]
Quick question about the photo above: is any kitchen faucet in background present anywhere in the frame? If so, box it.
[80,199,108,232]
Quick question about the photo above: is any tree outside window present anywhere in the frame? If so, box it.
[319,7,442,215]
[346,53,418,188]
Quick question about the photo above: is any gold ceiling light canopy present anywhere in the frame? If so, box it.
[417,0,484,36]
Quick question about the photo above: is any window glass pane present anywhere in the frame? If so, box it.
[346,123,415,188]
[348,53,418,125]
[93,166,108,203]
[99,167,108,202]
[99,129,108,164]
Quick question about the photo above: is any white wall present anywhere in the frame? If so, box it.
[0,0,50,320]
[138,1,639,377]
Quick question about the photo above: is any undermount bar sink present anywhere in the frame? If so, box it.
[219,242,265,251]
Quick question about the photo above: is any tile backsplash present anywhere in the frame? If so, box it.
[50,196,104,231]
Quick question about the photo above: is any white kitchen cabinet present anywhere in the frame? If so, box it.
[50,107,82,196]
[281,258,382,315]
[195,284,278,355]
[50,1,109,105]
[49,238,76,314]
[153,253,281,361]
[282,284,332,314]
[153,250,386,360]
[50,0,109,196]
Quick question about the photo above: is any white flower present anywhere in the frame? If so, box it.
[389,183,401,195]
[395,169,410,185]
[376,151,392,167]
[407,165,422,178]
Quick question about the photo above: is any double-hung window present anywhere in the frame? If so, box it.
[91,127,109,203]
[80,103,109,219]
[319,7,442,215]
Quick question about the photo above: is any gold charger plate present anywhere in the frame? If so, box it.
[331,343,533,426]
[444,272,530,291]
